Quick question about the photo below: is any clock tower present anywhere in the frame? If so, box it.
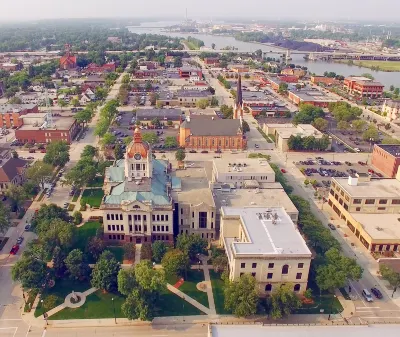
[125,127,153,181]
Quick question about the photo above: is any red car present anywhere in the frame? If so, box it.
[281,169,287,173]
[10,245,19,255]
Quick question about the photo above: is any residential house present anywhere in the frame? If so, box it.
[0,158,28,194]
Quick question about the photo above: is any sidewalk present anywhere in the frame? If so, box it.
[166,284,212,315]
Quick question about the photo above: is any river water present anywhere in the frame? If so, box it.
[128,25,400,88]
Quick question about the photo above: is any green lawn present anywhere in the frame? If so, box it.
[49,290,125,320]
[72,189,81,202]
[209,271,231,315]
[35,279,91,317]
[108,246,124,263]
[73,221,101,252]
[166,270,209,308]
[339,60,400,72]
[81,189,104,208]
[87,176,104,188]
[157,288,204,316]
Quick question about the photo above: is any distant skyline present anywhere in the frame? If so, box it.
[0,0,398,22]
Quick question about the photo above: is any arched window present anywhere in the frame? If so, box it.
[294,284,301,292]
[265,284,272,292]
[282,264,289,275]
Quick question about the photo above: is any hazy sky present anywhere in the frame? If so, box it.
[0,0,397,22]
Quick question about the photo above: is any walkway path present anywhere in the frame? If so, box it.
[134,244,141,265]
[166,284,212,315]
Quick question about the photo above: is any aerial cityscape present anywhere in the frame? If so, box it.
[1,1,400,336]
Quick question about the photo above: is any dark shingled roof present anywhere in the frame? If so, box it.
[0,158,28,182]
[181,116,242,136]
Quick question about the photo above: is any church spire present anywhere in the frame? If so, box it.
[234,74,243,119]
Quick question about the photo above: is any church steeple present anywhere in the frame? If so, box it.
[234,74,243,119]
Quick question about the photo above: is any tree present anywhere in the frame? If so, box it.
[175,149,186,162]
[211,43,216,50]
[91,250,121,292]
[58,99,67,110]
[161,249,190,277]
[278,82,288,94]
[293,104,324,124]
[134,260,165,292]
[42,295,58,311]
[312,118,328,132]
[176,233,207,260]
[8,96,22,104]
[149,92,159,105]
[362,125,379,141]
[0,202,10,235]
[316,248,363,292]
[196,98,210,109]
[95,87,108,100]
[70,98,80,107]
[74,109,92,128]
[11,256,48,290]
[86,237,106,261]
[152,241,167,263]
[65,249,91,281]
[52,246,67,278]
[210,96,219,107]
[379,264,400,297]
[224,274,258,317]
[269,283,302,319]
[337,120,350,131]
[151,118,161,128]
[142,132,158,144]
[118,268,137,296]
[220,105,234,119]
[123,242,136,261]
[11,150,18,159]
[73,211,83,225]
[25,160,53,189]
[5,185,27,212]
[43,141,70,167]
[64,158,97,189]
[31,204,70,230]
[100,132,116,147]
[123,136,133,145]
[114,144,124,160]
[145,81,152,91]
[241,120,250,133]
[141,242,153,260]
[361,73,374,80]
[395,88,400,96]
[212,255,228,273]
[122,74,130,84]
[164,136,178,149]
[352,119,367,133]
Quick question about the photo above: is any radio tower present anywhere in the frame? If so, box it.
[45,87,53,128]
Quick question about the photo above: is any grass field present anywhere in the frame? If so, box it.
[338,60,400,72]
[87,176,104,188]
[209,271,231,315]
[107,246,124,263]
[81,189,104,208]
[72,190,81,202]
[166,270,209,307]
[74,221,101,252]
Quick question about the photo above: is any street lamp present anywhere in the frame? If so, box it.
[112,297,117,324]
[328,294,337,320]
[198,260,201,271]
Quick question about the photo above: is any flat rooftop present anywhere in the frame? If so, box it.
[291,89,337,102]
[333,177,400,198]
[242,91,271,102]
[213,158,274,175]
[136,108,184,120]
[214,186,298,216]
[351,213,400,241]
[172,166,215,207]
[345,76,373,82]
[211,324,400,337]
[269,124,324,139]
[18,115,75,130]
[222,206,310,257]
[176,90,211,98]
[376,144,400,157]
[0,103,36,114]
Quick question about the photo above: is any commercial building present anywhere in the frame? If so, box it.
[0,63,22,72]
[0,104,39,129]
[230,65,249,73]
[382,99,400,121]
[220,206,311,295]
[281,68,306,78]
[204,57,219,66]
[310,76,339,86]
[288,88,338,107]
[371,144,400,178]
[157,90,213,108]
[172,166,216,241]
[86,63,116,74]
[327,174,400,251]
[179,115,246,151]
[178,67,203,80]
[0,158,28,194]
[15,113,79,144]
[136,108,184,126]
[343,76,384,98]
[263,123,332,152]
[267,76,298,91]
[101,128,176,244]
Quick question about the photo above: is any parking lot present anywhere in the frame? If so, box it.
[294,156,383,188]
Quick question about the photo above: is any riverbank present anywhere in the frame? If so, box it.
[335,59,400,72]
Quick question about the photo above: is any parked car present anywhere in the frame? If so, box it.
[27,156,34,160]
[362,289,374,302]
[371,287,383,299]
[328,223,336,230]
[63,202,69,209]
[24,224,31,231]
[281,169,286,173]
[201,150,209,154]
[16,236,24,244]
[10,245,19,255]
[345,161,352,166]
[189,150,197,153]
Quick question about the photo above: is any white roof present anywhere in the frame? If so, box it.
[222,207,311,257]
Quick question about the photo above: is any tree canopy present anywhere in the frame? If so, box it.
[43,141,70,167]
[269,283,302,319]
[176,233,207,260]
[293,104,325,124]
[91,250,121,292]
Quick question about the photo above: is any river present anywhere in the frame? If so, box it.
[128,25,400,88]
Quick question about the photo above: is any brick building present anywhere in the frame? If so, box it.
[288,89,338,107]
[86,63,116,73]
[59,44,77,70]
[15,113,79,144]
[0,104,38,129]
[204,57,219,66]
[179,115,246,151]
[343,76,384,98]
[310,76,339,86]
[178,67,203,79]
[371,144,400,178]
